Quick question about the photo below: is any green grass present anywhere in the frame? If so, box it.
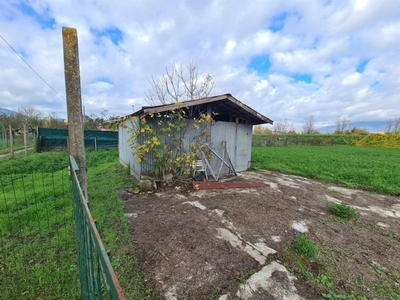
[329,203,358,219]
[86,152,149,299]
[0,150,149,299]
[0,160,77,299]
[251,146,400,195]
[293,234,321,258]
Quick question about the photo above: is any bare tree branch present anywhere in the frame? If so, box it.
[385,117,400,134]
[302,115,317,134]
[335,117,351,134]
[145,59,215,106]
[273,119,295,134]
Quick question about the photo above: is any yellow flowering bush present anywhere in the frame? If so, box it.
[354,133,400,148]
[126,109,213,179]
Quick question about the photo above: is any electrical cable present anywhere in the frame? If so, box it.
[0,34,65,100]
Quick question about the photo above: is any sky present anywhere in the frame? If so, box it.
[0,0,399,129]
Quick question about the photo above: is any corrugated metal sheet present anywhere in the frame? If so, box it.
[118,117,141,177]
[210,122,253,173]
[119,117,253,178]
[140,118,211,176]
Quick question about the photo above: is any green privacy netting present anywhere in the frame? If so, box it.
[37,127,118,151]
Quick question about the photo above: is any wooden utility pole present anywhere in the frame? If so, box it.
[62,27,88,201]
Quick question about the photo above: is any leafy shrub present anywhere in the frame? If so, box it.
[328,203,358,219]
[354,133,400,148]
[293,234,320,258]
[252,134,366,147]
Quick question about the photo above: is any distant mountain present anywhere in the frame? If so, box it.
[318,121,387,133]
[0,107,17,116]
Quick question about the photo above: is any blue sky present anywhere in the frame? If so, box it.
[0,0,399,129]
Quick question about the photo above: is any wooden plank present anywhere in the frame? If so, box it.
[192,181,269,190]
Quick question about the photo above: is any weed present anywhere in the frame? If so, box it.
[315,274,334,288]
[369,261,387,278]
[208,294,220,300]
[322,292,347,299]
[302,270,314,280]
[125,165,131,176]
[335,217,353,226]
[143,288,157,299]
[329,202,358,219]
[287,267,295,276]
[346,291,368,300]
[319,217,328,224]
[293,234,321,258]
[374,282,400,298]
[236,276,246,284]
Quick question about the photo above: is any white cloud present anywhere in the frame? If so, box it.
[0,0,399,128]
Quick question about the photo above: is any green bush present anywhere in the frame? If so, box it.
[328,203,358,219]
[252,134,365,147]
[354,133,400,148]
[293,234,320,258]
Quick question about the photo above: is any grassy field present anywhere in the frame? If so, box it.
[0,150,149,299]
[2,145,398,298]
[251,145,400,195]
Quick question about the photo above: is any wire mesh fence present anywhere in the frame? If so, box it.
[0,163,80,299]
[1,155,126,299]
[69,155,126,300]
[0,132,36,154]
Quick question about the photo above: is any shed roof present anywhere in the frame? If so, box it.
[130,94,273,125]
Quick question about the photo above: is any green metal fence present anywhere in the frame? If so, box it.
[1,156,126,299]
[69,155,126,300]
[0,163,79,299]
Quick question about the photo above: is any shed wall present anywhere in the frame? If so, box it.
[118,118,253,178]
[118,118,141,178]
[209,122,253,173]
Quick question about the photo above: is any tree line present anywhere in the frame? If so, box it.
[0,106,119,134]
[254,116,400,135]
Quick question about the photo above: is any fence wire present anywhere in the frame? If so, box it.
[0,157,126,299]
[0,164,79,299]
[69,155,126,300]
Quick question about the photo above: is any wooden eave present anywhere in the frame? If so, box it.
[130,94,273,125]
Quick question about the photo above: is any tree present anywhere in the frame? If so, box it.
[253,125,272,134]
[334,117,351,134]
[145,59,215,106]
[302,115,317,134]
[273,119,295,134]
[350,127,369,135]
[17,106,42,127]
[44,112,67,129]
[385,117,400,134]
[0,109,24,130]
[83,109,119,130]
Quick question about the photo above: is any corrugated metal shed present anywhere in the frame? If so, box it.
[118,94,273,178]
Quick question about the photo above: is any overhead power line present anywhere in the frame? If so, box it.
[0,34,65,101]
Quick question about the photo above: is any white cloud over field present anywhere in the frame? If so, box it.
[1,0,399,129]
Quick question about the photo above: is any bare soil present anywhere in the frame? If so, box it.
[119,170,400,299]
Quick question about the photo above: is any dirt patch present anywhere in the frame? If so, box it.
[120,170,400,299]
